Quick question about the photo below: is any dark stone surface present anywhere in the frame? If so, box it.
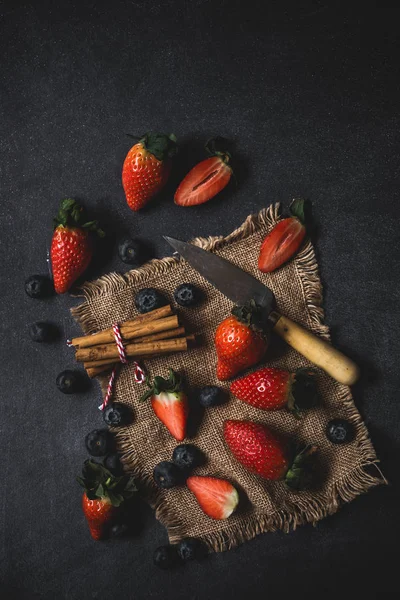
[0,2,398,598]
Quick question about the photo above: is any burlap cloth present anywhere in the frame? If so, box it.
[72,204,384,552]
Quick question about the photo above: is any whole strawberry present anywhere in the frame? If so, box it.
[51,199,104,294]
[140,369,189,441]
[77,459,136,540]
[224,419,316,490]
[122,132,177,211]
[230,367,318,417]
[215,301,268,380]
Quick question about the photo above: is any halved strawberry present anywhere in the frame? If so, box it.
[140,369,188,441]
[258,199,308,273]
[186,476,239,520]
[174,137,232,207]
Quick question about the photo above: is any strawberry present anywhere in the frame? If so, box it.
[140,369,189,441]
[230,367,318,417]
[122,133,177,211]
[224,420,317,490]
[258,199,308,273]
[77,459,136,540]
[186,476,239,520]
[215,300,268,380]
[82,494,117,541]
[174,137,232,206]
[51,198,104,294]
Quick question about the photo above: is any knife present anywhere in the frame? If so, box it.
[164,236,359,386]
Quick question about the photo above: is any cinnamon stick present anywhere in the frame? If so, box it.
[84,334,196,376]
[134,326,185,344]
[74,315,179,360]
[71,304,173,348]
[85,354,158,378]
[82,328,187,368]
[86,365,117,378]
[76,336,188,364]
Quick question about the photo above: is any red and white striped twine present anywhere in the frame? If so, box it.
[99,323,146,411]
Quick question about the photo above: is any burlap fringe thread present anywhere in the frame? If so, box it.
[71,204,385,552]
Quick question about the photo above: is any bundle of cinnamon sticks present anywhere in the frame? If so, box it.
[70,305,194,378]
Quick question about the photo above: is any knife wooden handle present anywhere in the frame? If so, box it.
[272,313,359,385]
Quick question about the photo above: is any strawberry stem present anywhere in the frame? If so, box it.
[231,299,267,333]
[139,132,178,161]
[77,459,136,507]
[286,368,319,416]
[139,368,182,402]
[54,199,105,237]
[205,137,232,163]
[285,445,318,490]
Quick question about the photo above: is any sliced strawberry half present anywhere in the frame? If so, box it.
[174,137,232,207]
[186,476,239,520]
[151,391,188,441]
[258,199,308,273]
[141,369,189,441]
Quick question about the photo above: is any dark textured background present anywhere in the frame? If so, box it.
[1,1,399,598]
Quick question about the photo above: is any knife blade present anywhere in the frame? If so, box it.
[164,236,274,311]
[164,235,359,386]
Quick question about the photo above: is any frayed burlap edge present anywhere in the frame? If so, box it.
[71,203,385,552]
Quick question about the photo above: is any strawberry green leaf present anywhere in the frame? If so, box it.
[107,490,123,507]
[141,132,178,161]
[285,445,318,490]
[96,483,105,498]
[140,369,183,400]
[53,198,104,237]
[231,300,267,333]
[77,459,136,503]
[289,198,312,227]
[139,389,155,403]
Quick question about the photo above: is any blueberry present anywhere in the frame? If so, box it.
[172,444,204,470]
[177,538,206,562]
[56,370,84,394]
[174,283,201,308]
[153,461,183,489]
[135,288,167,314]
[104,453,123,475]
[85,429,114,457]
[198,386,226,408]
[25,275,53,299]
[118,238,144,266]
[110,522,130,538]
[103,402,133,427]
[153,545,178,569]
[326,419,355,444]
[29,322,58,343]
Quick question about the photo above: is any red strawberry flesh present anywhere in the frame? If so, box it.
[151,391,188,441]
[187,476,239,520]
[258,216,306,273]
[174,156,232,207]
